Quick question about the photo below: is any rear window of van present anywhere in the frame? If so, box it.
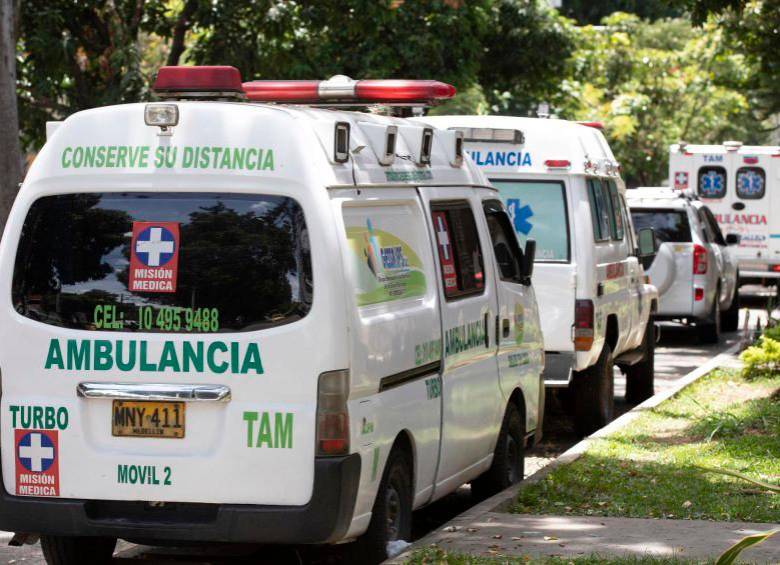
[12,193,312,333]
[630,208,692,243]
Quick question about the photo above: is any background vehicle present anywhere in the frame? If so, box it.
[0,68,545,564]
[669,141,780,286]
[627,188,740,342]
[420,116,659,436]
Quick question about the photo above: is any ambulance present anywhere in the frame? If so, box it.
[669,141,780,284]
[0,67,545,564]
[419,116,659,436]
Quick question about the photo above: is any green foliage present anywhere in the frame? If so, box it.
[715,529,779,565]
[561,1,684,25]
[740,336,780,379]
[556,13,767,186]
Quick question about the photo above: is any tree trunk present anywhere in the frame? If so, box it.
[0,0,21,237]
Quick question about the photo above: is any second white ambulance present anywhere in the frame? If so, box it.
[0,68,544,563]
[421,116,659,436]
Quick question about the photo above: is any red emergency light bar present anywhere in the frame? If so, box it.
[154,66,244,96]
[242,78,456,105]
[578,121,605,130]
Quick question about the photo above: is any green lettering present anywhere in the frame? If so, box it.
[44,407,55,429]
[106,145,117,167]
[94,340,113,371]
[57,407,68,430]
[207,342,228,374]
[183,341,204,372]
[32,406,43,429]
[246,148,258,170]
[9,405,19,427]
[118,465,129,484]
[116,340,136,371]
[240,343,264,375]
[219,147,232,169]
[116,145,128,167]
[262,149,275,170]
[158,341,181,372]
[95,145,107,167]
[139,145,150,167]
[256,412,273,448]
[139,341,157,372]
[61,147,73,168]
[83,146,96,167]
[182,146,194,168]
[233,148,245,170]
[67,339,91,370]
[274,412,293,449]
[45,340,65,369]
[243,411,258,447]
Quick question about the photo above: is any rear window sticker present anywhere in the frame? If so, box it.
[128,221,180,293]
[15,429,59,497]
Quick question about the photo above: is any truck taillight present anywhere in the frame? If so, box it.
[316,370,350,456]
[573,299,595,351]
[771,264,780,273]
[693,244,707,275]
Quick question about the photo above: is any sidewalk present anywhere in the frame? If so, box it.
[391,345,780,564]
[410,514,779,561]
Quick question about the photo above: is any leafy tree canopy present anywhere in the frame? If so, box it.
[561,0,683,24]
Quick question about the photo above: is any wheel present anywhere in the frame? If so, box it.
[625,318,655,405]
[698,294,721,344]
[471,402,525,499]
[572,343,614,437]
[720,279,740,332]
[40,535,116,565]
[352,446,413,564]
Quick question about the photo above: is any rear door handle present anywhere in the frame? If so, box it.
[77,382,231,402]
[502,318,511,338]
[484,312,490,348]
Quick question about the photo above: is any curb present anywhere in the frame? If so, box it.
[388,341,743,563]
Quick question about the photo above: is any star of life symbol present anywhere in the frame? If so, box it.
[435,216,451,260]
[135,226,176,267]
[17,432,55,472]
[700,170,724,195]
[507,199,534,235]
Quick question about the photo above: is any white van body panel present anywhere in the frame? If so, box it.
[419,116,658,384]
[669,143,780,278]
[0,100,544,545]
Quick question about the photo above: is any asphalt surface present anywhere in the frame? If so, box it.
[0,290,773,564]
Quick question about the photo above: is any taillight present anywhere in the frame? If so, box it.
[694,287,704,301]
[573,299,595,351]
[316,370,350,456]
[693,244,708,275]
[771,264,780,273]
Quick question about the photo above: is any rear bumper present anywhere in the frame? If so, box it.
[0,454,361,545]
[740,270,780,280]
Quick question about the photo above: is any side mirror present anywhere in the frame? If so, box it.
[521,239,535,285]
[725,233,741,246]
[637,227,658,269]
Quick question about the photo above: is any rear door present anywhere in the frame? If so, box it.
[418,188,502,494]
[5,191,331,505]
[732,154,771,262]
[489,179,574,353]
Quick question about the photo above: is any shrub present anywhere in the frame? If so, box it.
[740,336,780,379]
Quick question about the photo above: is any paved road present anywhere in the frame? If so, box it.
[0,292,773,564]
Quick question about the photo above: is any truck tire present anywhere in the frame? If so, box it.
[352,446,413,564]
[720,279,740,332]
[572,344,614,437]
[471,402,525,499]
[40,535,116,565]
[625,319,655,405]
[698,295,721,344]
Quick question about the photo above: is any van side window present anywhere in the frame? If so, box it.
[697,166,727,199]
[700,206,726,246]
[587,179,611,242]
[431,202,485,299]
[619,194,635,250]
[736,167,765,199]
[607,180,625,240]
[483,200,525,283]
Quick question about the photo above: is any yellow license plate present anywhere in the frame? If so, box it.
[112,400,185,439]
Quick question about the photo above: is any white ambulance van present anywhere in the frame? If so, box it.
[0,67,545,564]
[669,141,780,284]
[419,116,658,436]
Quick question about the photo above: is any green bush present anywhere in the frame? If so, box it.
[740,336,780,379]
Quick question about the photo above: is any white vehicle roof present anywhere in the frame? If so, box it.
[417,115,620,177]
[670,141,780,155]
[26,101,486,204]
[625,187,691,209]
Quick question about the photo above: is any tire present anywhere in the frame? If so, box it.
[720,279,740,332]
[351,446,413,564]
[572,344,614,437]
[40,535,116,565]
[471,402,525,499]
[625,318,655,405]
[698,294,721,344]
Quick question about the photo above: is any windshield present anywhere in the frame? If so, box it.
[630,208,692,243]
[490,180,569,262]
[12,193,313,333]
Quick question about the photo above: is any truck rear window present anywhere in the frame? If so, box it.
[630,209,692,243]
[12,193,312,333]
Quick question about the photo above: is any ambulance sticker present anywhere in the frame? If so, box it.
[15,429,59,497]
[128,222,180,293]
[673,171,688,190]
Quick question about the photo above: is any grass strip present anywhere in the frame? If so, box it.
[513,369,779,522]
[406,546,708,564]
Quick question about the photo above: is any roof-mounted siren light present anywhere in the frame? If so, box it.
[449,127,524,144]
[577,121,605,130]
[242,76,455,106]
[358,122,397,166]
[545,159,571,170]
[723,140,743,151]
[153,66,246,100]
[398,125,434,166]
